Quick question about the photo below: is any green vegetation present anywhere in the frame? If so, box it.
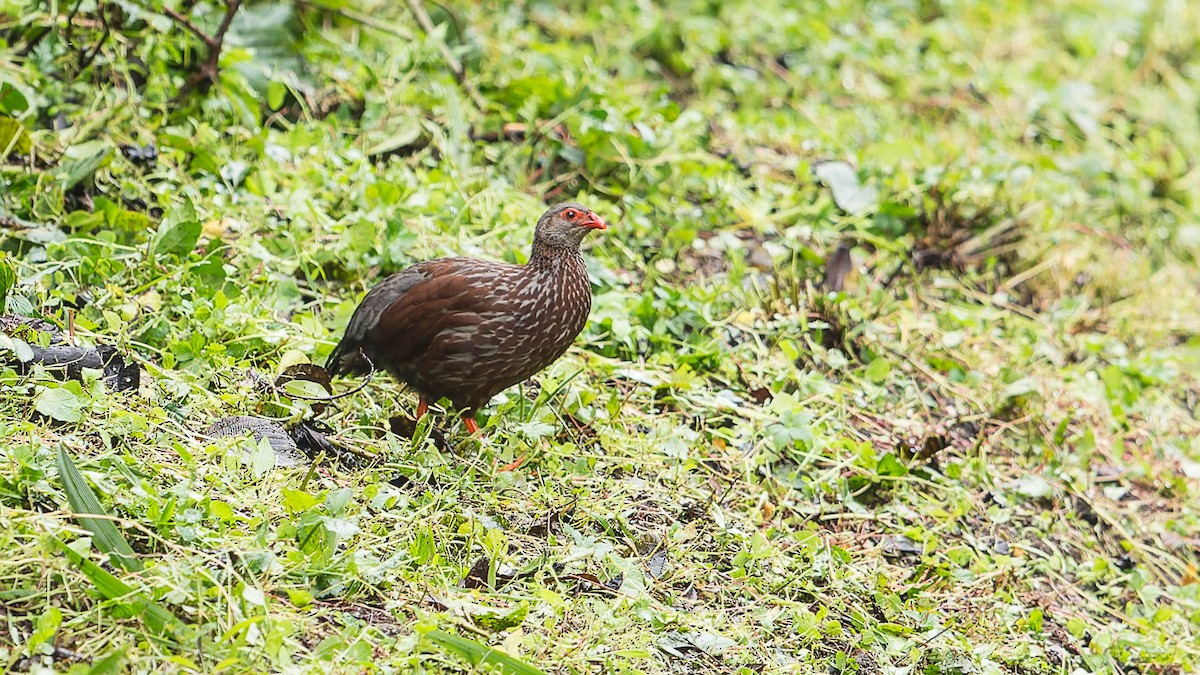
[3,0,1200,671]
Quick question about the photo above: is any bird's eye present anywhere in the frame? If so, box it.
[564,210,577,219]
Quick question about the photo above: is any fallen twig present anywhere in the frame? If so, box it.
[162,0,243,98]
[403,0,487,110]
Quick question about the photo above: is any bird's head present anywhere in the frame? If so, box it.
[533,202,607,249]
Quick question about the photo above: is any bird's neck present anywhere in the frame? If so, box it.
[527,242,584,272]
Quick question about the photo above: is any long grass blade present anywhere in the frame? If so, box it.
[52,536,180,637]
[424,629,546,675]
[55,445,142,572]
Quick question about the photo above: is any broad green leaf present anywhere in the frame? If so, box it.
[267,81,287,110]
[0,252,15,313]
[35,385,85,423]
[281,378,331,399]
[153,219,202,256]
[1026,606,1045,633]
[28,606,62,651]
[286,588,314,608]
[473,602,529,632]
[242,585,266,606]
[0,334,35,362]
[281,488,321,513]
[95,198,154,233]
[0,82,30,114]
[56,446,142,572]
[0,115,30,154]
[1014,476,1054,499]
[228,3,305,93]
[813,161,878,214]
[877,622,913,635]
[876,453,907,477]
[1002,377,1038,399]
[58,145,111,190]
[154,200,202,256]
[365,116,425,157]
[87,649,126,674]
[325,487,353,515]
[246,435,277,477]
[864,357,890,383]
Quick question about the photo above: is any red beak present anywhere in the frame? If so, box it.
[582,212,608,230]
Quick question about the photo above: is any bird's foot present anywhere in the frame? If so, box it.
[463,416,480,434]
[416,397,429,420]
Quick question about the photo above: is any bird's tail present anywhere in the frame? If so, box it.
[325,340,368,377]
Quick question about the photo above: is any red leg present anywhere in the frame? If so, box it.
[463,415,480,434]
[497,454,528,472]
[416,397,428,420]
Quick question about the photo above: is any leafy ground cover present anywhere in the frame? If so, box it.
[2,0,1200,672]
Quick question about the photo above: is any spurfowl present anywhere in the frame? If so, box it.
[326,202,607,433]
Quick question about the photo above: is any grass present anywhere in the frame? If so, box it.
[2,0,1200,672]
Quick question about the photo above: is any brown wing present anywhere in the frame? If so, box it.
[326,258,519,378]
[364,273,480,364]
